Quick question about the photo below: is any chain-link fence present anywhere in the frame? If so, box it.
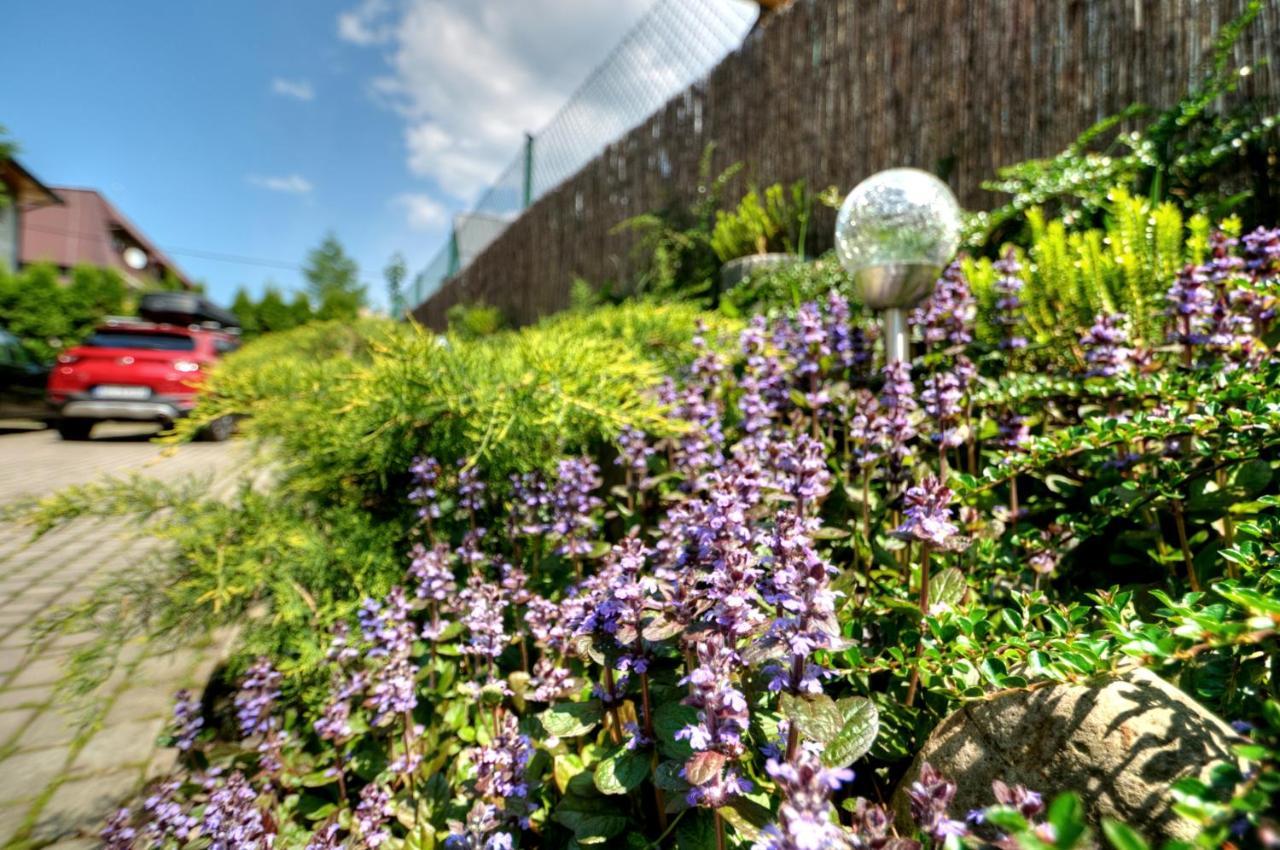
[409,0,756,309]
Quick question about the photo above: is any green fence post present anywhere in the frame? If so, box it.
[522,133,535,210]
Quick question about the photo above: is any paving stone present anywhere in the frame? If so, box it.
[0,747,67,805]
[46,839,101,850]
[0,646,30,676]
[0,801,31,846]
[0,686,48,712]
[103,686,174,727]
[5,655,65,690]
[31,772,138,843]
[133,650,203,687]
[13,705,89,752]
[0,708,36,743]
[0,432,238,827]
[70,719,164,775]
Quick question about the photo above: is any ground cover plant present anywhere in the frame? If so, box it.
[12,198,1280,849]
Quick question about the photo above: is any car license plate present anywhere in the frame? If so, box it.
[92,385,152,400]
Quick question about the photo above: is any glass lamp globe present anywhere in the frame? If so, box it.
[834,168,962,310]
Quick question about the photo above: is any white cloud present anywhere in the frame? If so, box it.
[247,174,314,194]
[397,193,450,230]
[271,77,315,101]
[338,0,394,46]
[341,0,661,203]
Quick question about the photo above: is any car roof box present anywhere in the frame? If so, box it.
[138,292,240,330]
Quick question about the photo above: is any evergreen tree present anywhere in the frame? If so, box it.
[302,233,364,319]
[231,288,260,338]
[288,292,314,327]
[384,252,407,317]
[257,287,292,333]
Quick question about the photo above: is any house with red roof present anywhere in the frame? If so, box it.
[18,186,195,290]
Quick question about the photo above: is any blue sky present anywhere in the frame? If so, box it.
[0,0,685,309]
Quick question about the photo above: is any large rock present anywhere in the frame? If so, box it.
[892,668,1243,842]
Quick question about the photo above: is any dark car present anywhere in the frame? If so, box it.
[0,329,51,421]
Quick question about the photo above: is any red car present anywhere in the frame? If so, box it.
[47,318,239,441]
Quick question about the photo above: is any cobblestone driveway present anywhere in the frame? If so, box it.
[0,424,244,848]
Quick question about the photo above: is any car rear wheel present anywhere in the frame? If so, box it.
[200,415,235,442]
[56,419,94,441]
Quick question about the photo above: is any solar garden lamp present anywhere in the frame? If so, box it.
[834,168,962,363]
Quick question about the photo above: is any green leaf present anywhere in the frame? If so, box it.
[717,796,772,843]
[780,692,843,745]
[593,750,650,795]
[1102,819,1150,850]
[822,697,879,768]
[676,810,717,850]
[929,567,968,608]
[555,753,585,794]
[1048,792,1089,849]
[552,796,629,844]
[655,702,698,759]
[540,701,604,738]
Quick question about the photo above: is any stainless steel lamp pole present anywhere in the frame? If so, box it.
[834,169,963,363]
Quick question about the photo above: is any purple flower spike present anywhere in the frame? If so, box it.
[907,763,968,842]
[200,771,274,850]
[354,783,394,848]
[550,457,603,557]
[171,689,204,752]
[1081,312,1133,377]
[234,657,281,739]
[895,476,957,548]
[409,456,444,521]
[911,261,975,348]
[993,249,1028,350]
[754,750,854,850]
[876,361,918,485]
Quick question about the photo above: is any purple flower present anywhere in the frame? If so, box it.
[234,657,281,739]
[171,689,204,752]
[677,633,752,807]
[460,576,509,661]
[876,361,918,485]
[141,778,197,843]
[739,316,788,437]
[993,249,1028,350]
[907,763,968,842]
[446,802,511,850]
[102,808,137,850]
[1167,264,1214,349]
[1242,226,1280,281]
[200,771,274,850]
[550,457,603,557]
[616,426,655,485]
[509,471,550,536]
[761,513,840,696]
[409,542,457,602]
[775,434,832,509]
[921,356,974,449]
[847,798,904,850]
[995,408,1030,451]
[358,587,419,726]
[1081,312,1133,377]
[409,456,444,521]
[471,712,533,803]
[529,657,578,703]
[306,822,343,850]
[991,779,1045,820]
[457,460,487,514]
[895,476,958,548]
[911,261,975,348]
[354,783,394,848]
[754,750,854,850]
